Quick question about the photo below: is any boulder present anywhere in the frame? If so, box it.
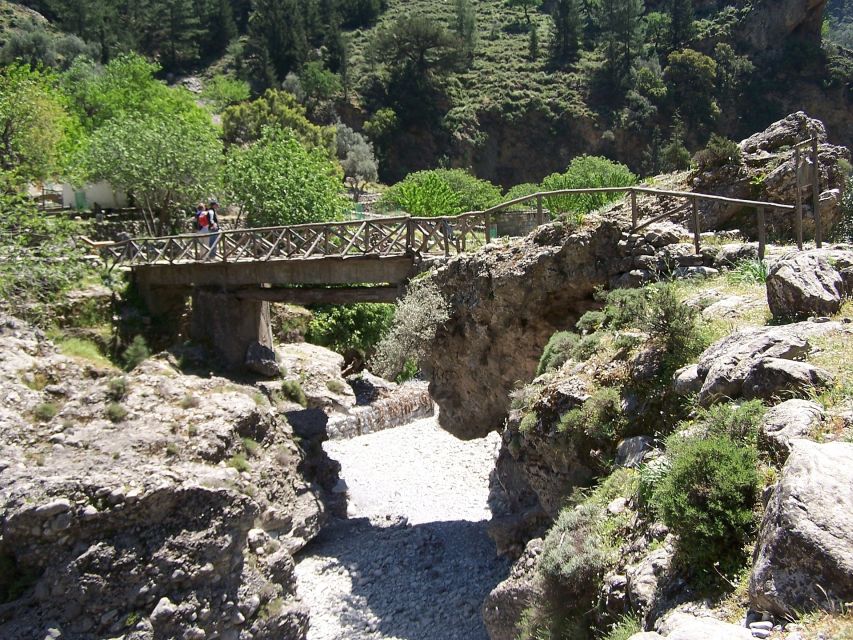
[655,611,753,640]
[627,546,674,616]
[615,436,654,468]
[711,243,759,269]
[691,321,847,406]
[758,399,824,461]
[276,343,355,413]
[750,440,853,617]
[766,252,845,320]
[245,341,280,377]
[741,357,833,401]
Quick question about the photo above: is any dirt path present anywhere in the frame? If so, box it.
[294,416,509,640]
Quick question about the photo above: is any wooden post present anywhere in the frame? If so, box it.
[631,189,638,230]
[794,147,803,250]
[443,220,450,256]
[484,212,491,243]
[757,207,766,260]
[691,197,700,255]
[536,194,544,226]
[812,136,822,248]
[406,218,414,253]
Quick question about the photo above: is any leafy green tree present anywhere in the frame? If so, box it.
[299,60,342,116]
[507,0,543,24]
[541,155,637,219]
[550,0,583,64]
[81,112,222,234]
[244,0,308,87]
[371,16,462,78]
[663,48,719,132]
[643,11,671,55]
[221,89,336,153]
[713,43,754,111]
[378,171,461,216]
[306,303,394,364]
[661,118,691,171]
[434,169,502,211]
[224,125,348,227]
[0,64,74,184]
[60,53,205,133]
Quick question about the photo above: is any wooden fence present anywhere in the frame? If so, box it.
[94,184,809,269]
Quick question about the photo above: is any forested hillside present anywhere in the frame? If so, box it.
[4,0,853,185]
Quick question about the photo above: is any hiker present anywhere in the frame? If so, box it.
[206,199,221,259]
[195,203,210,232]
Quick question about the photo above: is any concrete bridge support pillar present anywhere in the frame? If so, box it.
[191,289,273,371]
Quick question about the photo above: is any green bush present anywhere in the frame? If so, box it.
[572,333,601,361]
[698,400,765,445]
[33,402,58,422]
[642,283,707,375]
[228,453,250,473]
[378,170,462,216]
[107,377,127,401]
[306,303,394,362]
[693,133,742,172]
[281,380,308,407]
[541,155,638,221]
[726,259,769,285]
[433,168,503,212]
[106,402,128,423]
[122,335,150,371]
[557,386,626,443]
[539,502,616,597]
[242,437,261,457]
[651,435,759,568]
[602,615,643,640]
[519,410,539,433]
[537,331,580,374]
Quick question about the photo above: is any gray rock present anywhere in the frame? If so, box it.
[615,436,654,468]
[749,441,853,617]
[482,539,543,640]
[245,341,280,378]
[626,634,664,640]
[766,252,845,320]
[655,611,753,639]
[713,243,759,268]
[627,546,673,615]
[673,364,703,396]
[741,357,833,401]
[674,266,719,279]
[758,399,824,461]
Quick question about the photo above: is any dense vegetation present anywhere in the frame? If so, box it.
[3,0,851,185]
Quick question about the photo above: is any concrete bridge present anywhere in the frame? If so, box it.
[94,186,806,371]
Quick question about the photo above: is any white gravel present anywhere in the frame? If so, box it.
[294,416,510,640]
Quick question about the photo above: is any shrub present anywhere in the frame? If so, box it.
[557,386,626,443]
[602,615,643,640]
[693,133,742,172]
[370,278,450,380]
[281,380,308,407]
[228,453,250,473]
[107,377,127,401]
[122,335,150,371]
[201,75,250,112]
[537,331,580,375]
[726,259,769,285]
[57,337,112,367]
[572,333,601,361]
[33,402,58,422]
[698,400,766,445]
[539,502,615,597]
[106,402,128,423]
[433,168,503,212]
[642,283,706,374]
[326,379,348,394]
[519,411,539,433]
[242,437,261,457]
[651,435,759,568]
[541,155,638,221]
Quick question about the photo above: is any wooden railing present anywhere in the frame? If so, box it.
[96,185,806,269]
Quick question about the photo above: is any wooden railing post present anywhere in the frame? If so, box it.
[794,146,804,250]
[406,218,414,253]
[757,207,766,260]
[443,219,450,256]
[484,212,491,243]
[631,189,638,231]
[812,136,822,248]
[536,194,544,226]
[691,197,700,254]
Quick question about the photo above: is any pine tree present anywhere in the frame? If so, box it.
[454,0,477,56]
[529,26,539,60]
[668,0,694,50]
[550,0,582,64]
[594,0,644,90]
[245,0,308,86]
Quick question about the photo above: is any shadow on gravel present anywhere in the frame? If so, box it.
[297,516,512,640]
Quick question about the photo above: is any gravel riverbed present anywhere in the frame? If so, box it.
[294,416,510,640]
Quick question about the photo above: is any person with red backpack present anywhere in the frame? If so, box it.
[205,199,221,259]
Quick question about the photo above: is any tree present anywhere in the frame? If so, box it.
[221,89,336,153]
[224,125,348,227]
[663,48,719,132]
[336,124,378,200]
[667,0,694,50]
[529,26,539,60]
[153,0,202,70]
[593,0,645,90]
[540,155,637,220]
[454,0,477,57]
[299,60,342,116]
[82,112,222,234]
[371,16,461,78]
[0,64,73,184]
[244,0,308,87]
[507,0,543,24]
[550,0,583,64]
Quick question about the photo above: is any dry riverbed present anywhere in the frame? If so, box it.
[294,416,510,640]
